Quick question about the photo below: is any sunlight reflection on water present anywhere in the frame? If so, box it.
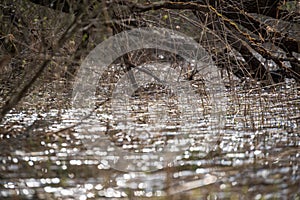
[0,79,299,199]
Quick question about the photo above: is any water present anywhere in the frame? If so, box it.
[0,72,299,199]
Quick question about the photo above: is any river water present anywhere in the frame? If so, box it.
[0,66,299,199]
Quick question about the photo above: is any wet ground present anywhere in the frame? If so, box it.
[0,66,299,199]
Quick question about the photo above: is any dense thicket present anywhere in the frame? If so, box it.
[0,0,299,120]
